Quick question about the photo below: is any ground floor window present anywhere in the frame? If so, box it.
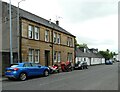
[54,51,61,63]
[57,52,61,63]
[28,49,40,63]
[35,50,40,63]
[67,53,72,62]
[54,51,57,63]
[28,49,34,63]
[84,58,86,61]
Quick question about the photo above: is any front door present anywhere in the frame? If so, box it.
[45,50,50,66]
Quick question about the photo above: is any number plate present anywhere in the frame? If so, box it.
[7,70,11,72]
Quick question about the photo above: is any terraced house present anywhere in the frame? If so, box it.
[1,2,75,72]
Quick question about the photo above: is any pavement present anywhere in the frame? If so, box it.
[0,77,7,82]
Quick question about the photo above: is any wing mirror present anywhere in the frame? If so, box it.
[38,65,41,68]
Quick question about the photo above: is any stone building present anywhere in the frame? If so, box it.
[1,2,75,73]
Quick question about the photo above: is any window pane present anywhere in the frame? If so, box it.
[35,50,40,63]
[70,38,73,46]
[54,51,57,63]
[28,25,33,39]
[58,52,61,62]
[35,27,39,40]
[57,34,60,44]
[67,37,70,46]
[29,49,34,63]
[67,53,72,62]
[54,32,57,43]
[45,30,49,42]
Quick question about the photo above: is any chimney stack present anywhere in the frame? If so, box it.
[49,19,51,24]
[56,20,59,25]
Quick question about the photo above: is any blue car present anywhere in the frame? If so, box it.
[105,60,113,65]
[5,62,50,81]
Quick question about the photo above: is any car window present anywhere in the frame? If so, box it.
[31,63,39,67]
[31,63,41,67]
[77,61,81,64]
[10,64,19,67]
[23,63,32,67]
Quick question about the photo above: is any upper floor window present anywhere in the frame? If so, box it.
[84,48,87,53]
[70,38,73,47]
[34,27,39,40]
[57,34,61,44]
[45,30,49,42]
[54,32,57,43]
[67,37,73,47]
[67,37,70,46]
[28,25,34,39]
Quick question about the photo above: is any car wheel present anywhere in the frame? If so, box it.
[80,67,83,70]
[19,73,27,81]
[57,70,60,73]
[44,70,49,77]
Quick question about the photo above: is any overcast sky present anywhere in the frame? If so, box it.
[2,0,119,53]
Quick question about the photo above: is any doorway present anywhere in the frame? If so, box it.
[45,50,50,66]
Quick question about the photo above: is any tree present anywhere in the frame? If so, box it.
[99,51,110,60]
[99,49,117,61]
[79,43,88,48]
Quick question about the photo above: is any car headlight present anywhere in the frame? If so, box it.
[48,68,50,70]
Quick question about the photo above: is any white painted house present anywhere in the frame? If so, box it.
[76,47,105,65]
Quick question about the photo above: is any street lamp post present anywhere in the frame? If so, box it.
[9,0,13,64]
[17,0,25,63]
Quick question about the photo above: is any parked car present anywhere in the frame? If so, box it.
[116,60,120,62]
[105,60,113,65]
[74,61,88,70]
[5,62,50,81]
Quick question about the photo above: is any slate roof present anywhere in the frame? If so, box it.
[76,48,104,58]
[3,1,75,37]
[19,9,75,37]
[2,1,75,37]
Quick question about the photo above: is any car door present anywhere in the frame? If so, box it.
[23,63,33,76]
[31,63,43,75]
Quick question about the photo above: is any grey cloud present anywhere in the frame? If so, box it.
[58,0,118,23]
[76,36,116,46]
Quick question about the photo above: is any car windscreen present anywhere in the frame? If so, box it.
[76,61,81,65]
[10,64,19,68]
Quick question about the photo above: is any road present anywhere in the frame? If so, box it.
[2,62,119,90]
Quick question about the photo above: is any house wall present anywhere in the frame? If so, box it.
[21,18,75,66]
[101,58,105,64]
[75,57,90,65]
[76,56,105,66]
[91,58,105,65]
[2,2,18,53]
[2,2,18,74]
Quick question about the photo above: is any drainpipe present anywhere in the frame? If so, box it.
[51,31,54,65]
[19,17,22,63]
[74,38,76,64]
